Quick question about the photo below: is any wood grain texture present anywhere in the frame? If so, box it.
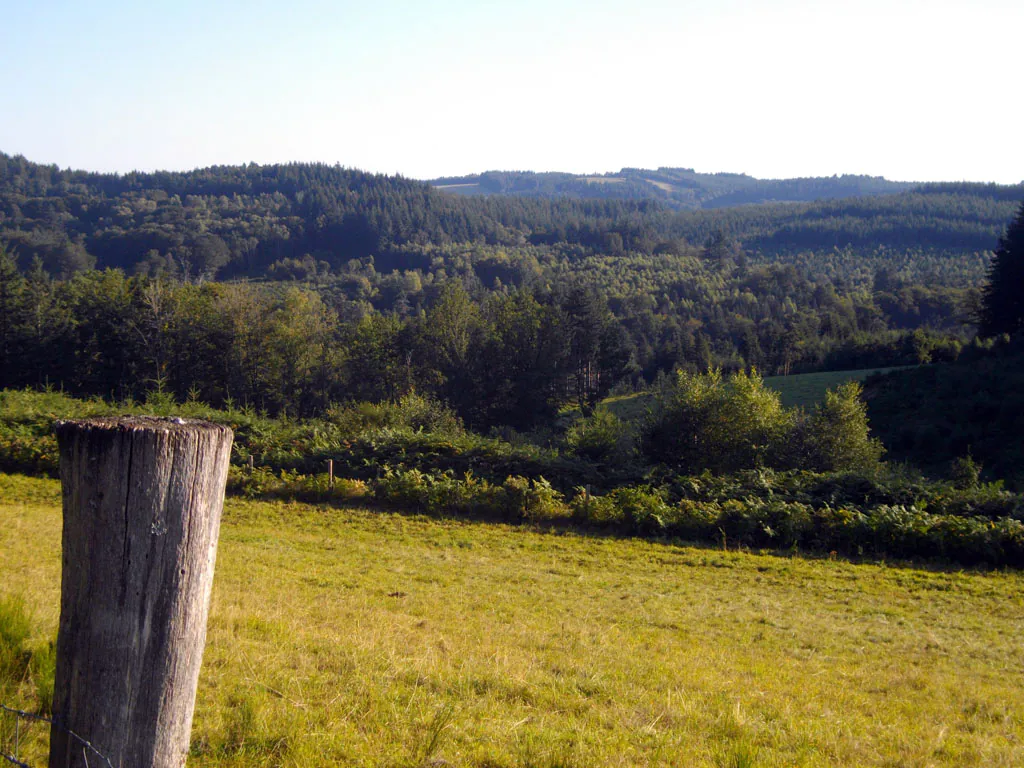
[50,417,233,768]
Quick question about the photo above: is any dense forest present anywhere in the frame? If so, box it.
[1,152,1019,283]
[431,167,915,209]
[0,239,994,429]
[1,153,1022,433]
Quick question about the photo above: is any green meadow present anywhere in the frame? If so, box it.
[761,368,912,410]
[597,367,911,424]
[2,473,1022,767]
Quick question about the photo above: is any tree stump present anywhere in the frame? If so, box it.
[50,417,233,768]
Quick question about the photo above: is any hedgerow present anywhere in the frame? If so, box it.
[3,388,1023,568]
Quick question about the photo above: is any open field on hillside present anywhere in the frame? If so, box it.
[762,367,914,410]
[596,367,912,426]
[2,473,1022,767]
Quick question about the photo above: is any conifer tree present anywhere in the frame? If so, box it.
[979,202,1024,337]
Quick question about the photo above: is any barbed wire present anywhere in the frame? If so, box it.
[1,704,114,768]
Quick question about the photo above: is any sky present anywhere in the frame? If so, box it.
[1,0,1021,183]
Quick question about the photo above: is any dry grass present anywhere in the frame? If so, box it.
[644,180,676,193]
[2,473,1022,767]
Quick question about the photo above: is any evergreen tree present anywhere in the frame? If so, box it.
[979,202,1024,337]
[0,246,28,381]
[803,382,884,472]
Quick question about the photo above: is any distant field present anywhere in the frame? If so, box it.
[2,473,1022,767]
[596,367,911,426]
[598,390,655,424]
[762,367,912,409]
[432,183,484,196]
[645,179,676,193]
[761,368,913,411]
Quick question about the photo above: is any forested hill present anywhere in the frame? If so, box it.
[1,151,1021,281]
[430,168,915,209]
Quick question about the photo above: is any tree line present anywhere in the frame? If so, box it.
[1,239,982,428]
[430,168,913,210]
[0,255,636,429]
[1,152,1019,284]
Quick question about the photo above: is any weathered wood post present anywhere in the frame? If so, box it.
[50,417,233,768]
[328,458,334,489]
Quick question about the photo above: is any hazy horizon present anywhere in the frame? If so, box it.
[5,150,1018,187]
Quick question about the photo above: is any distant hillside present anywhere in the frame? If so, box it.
[430,168,915,210]
[1,152,1021,283]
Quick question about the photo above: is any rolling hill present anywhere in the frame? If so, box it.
[430,167,915,209]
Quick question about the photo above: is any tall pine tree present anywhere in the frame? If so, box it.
[979,202,1024,337]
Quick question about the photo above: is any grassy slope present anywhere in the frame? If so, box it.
[2,474,1023,767]
[596,367,911,425]
[762,367,913,410]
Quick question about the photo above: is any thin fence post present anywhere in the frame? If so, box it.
[328,458,334,488]
[247,454,254,475]
[50,417,233,768]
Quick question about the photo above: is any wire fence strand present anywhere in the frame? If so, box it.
[1,704,114,768]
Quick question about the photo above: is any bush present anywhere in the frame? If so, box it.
[226,466,370,504]
[949,453,983,490]
[802,382,885,472]
[607,486,673,534]
[325,393,463,436]
[564,408,631,463]
[642,369,792,473]
[570,489,622,526]
[498,476,568,522]
[667,499,719,541]
[372,468,568,522]
[375,468,432,509]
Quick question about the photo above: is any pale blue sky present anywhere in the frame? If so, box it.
[2,0,1021,182]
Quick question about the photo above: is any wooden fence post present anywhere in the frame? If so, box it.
[50,417,234,768]
[328,458,334,489]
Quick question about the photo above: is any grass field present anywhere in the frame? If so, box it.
[761,367,913,410]
[595,367,912,427]
[2,473,1023,767]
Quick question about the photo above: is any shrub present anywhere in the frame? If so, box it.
[0,433,59,477]
[426,472,501,517]
[375,468,431,509]
[808,506,864,551]
[802,382,885,472]
[564,408,631,463]
[325,392,463,436]
[949,453,983,490]
[667,499,719,540]
[642,369,792,473]
[608,486,673,534]
[498,476,568,522]
[569,488,622,526]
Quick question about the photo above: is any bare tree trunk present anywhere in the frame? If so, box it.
[50,417,233,768]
